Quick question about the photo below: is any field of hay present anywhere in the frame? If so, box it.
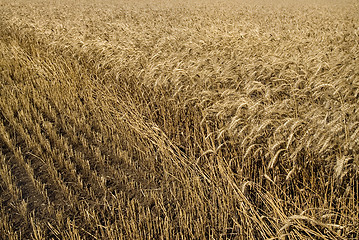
[0,0,358,239]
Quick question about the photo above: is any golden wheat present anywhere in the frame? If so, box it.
[0,0,358,239]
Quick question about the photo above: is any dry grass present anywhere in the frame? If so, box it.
[0,0,358,239]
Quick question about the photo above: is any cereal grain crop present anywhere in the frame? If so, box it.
[0,0,358,239]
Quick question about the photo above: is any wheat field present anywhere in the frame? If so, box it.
[0,0,358,239]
